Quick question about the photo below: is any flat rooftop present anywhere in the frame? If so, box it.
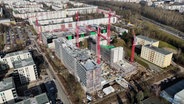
[0,77,14,92]
[4,50,29,58]
[61,39,99,71]
[137,35,158,43]
[162,80,184,98]
[114,60,136,76]
[15,93,49,104]
[13,57,35,69]
[81,59,99,71]
[144,45,172,55]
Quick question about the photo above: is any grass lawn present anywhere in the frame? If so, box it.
[0,35,4,51]
[159,41,177,50]
[124,47,149,68]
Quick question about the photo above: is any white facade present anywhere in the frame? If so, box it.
[174,0,184,3]
[0,89,17,104]
[0,50,31,69]
[38,17,117,32]
[163,4,184,13]
[99,0,140,3]
[111,47,124,63]
[0,19,11,24]
[66,6,98,16]
[136,35,159,47]
[54,38,101,93]
[114,26,129,35]
[0,77,17,104]
[13,58,38,84]
[38,17,73,26]
[174,89,184,104]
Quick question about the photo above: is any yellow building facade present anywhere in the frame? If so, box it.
[136,35,159,47]
[141,45,173,68]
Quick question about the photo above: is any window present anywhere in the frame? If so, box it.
[17,56,21,60]
[3,59,7,63]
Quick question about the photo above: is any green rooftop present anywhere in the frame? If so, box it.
[101,45,115,50]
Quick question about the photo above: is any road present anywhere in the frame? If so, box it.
[141,16,184,40]
[27,28,72,104]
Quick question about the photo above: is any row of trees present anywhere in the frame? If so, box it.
[88,1,184,32]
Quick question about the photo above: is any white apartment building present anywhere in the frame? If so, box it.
[99,0,141,3]
[36,17,117,32]
[111,47,124,63]
[141,45,173,68]
[13,57,38,84]
[136,35,159,47]
[163,4,184,13]
[0,50,32,69]
[0,77,17,104]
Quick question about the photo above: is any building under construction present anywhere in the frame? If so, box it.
[42,25,107,49]
[54,38,101,93]
[88,38,136,77]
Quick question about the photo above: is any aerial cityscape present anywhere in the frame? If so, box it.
[0,0,184,104]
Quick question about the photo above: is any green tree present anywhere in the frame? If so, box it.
[136,91,144,102]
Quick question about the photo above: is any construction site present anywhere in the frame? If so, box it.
[1,0,145,103]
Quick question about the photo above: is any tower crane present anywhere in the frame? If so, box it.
[75,11,80,48]
[97,9,120,45]
[130,29,136,63]
[86,25,108,64]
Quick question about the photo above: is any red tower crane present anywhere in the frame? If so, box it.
[35,18,42,44]
[27,12,64,44]
[86,25,108,64]
[75,11,80,48]
[131,29,136,63]
[97,9,120,45]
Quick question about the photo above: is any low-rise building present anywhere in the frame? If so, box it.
[160,80,184,104]
[0,77,17,104]
[174,89,184,104]
[13,57,38,84]
[163,3,184,13]
[114,26,128,35]
[141,45,173,68]
[0,50,32,69]
[136,35,159,47]
[15,93,50,104]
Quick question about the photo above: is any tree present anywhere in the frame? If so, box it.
[136,91,144,103]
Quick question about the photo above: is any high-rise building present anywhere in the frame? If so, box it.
[13,57,38,84]
[0,77,17,104]
[54,38,101,93]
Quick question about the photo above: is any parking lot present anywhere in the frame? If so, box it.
[3,26,32,51]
